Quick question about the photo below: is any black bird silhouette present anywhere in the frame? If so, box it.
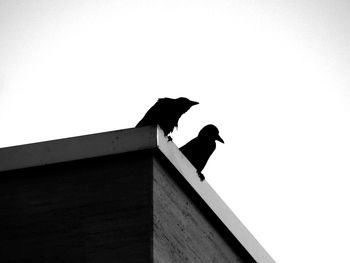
[180,124,224,181]
[136,97,199,140]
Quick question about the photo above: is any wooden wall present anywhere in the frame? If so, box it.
[153,157,248,263]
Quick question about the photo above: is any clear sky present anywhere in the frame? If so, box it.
[1,1,350,262]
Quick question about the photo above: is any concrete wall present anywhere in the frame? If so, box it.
[0,125,268,263]
[153,157,249,263]
[0,152,153,263]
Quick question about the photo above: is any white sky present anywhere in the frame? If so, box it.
[1,1,350,262]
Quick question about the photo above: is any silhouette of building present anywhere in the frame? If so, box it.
[0,126,275,262]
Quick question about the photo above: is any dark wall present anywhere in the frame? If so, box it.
[0,148,257,263]
[0,152,153,263]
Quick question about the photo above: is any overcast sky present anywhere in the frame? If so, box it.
[1,1,350,262]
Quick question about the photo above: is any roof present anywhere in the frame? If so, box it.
[0,125,275,263]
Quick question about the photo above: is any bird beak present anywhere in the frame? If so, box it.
[216,134,224,143]
[190,101,199,106]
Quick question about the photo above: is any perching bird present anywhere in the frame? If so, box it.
[180,124,224,181]
[136,97,199,140]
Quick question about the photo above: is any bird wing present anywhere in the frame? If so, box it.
[136,99,170,127]
[136,97,192,136]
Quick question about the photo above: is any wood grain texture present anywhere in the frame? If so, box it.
[153,157,247,263]
[0,152,153,263]
[158,131,273,263]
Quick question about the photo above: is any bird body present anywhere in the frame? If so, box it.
[181,136,216,172]
[136,97,198,137]
[180,125,224,181]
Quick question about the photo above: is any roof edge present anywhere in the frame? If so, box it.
[0,126,158,172]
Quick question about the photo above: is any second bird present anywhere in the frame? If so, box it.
[180,124,224,181]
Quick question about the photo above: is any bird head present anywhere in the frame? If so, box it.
[198,124,224,143]
[176,97,199,113]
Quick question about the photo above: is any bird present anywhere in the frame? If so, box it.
[136,97,199,141]
[180,124,224,181]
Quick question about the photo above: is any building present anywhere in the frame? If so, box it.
[0,126,275,262]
